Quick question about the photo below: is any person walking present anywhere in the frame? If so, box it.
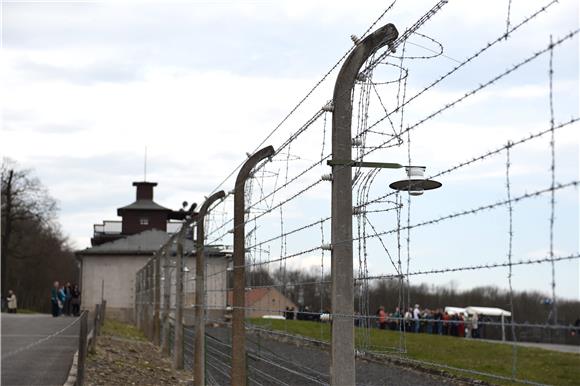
[71,284,81,316]
[6,290,17,313]
[50,281,61,317]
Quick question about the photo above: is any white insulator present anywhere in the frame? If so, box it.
[356,72,367,82]
[228,189,235,195]
[321,173,333,181]
[405,166,426,196]
[406,166,426,178]
[322,102,334,112]
[321,243,332,251]
[351,34,361,45]
[351,138,363,147]
[352,206,364,215]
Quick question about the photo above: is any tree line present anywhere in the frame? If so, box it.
[1,158,78,313]
[247,267,579,325]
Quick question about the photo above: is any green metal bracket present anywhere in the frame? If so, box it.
[327,160,403,169]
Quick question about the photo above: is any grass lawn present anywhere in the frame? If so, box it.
[15,308,38,314]
[101,319,146,341]
[249,318,579,385]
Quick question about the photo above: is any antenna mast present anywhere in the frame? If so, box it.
[144,146,147,181]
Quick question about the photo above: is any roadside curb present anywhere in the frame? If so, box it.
[64,329,94,386]
[63,350,78,386]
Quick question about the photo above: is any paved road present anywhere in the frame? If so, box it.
[204,327,460,386]
[1,314,81,386]
[481,338,580,354]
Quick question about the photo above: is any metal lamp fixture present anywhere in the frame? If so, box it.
[389,166,442,196]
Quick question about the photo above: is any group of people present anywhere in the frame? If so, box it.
[284,306,323,321]
[50,281,81,317]
[375,304,480,338]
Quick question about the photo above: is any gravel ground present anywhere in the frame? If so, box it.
[205,327,466,386]
[85,334,191,385]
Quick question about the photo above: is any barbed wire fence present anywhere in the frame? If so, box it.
[134,0,579,385]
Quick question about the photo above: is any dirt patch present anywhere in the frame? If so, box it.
[85,335,192,385]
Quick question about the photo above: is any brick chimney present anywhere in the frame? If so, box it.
[133,181,157,201]
[116,181,172,235]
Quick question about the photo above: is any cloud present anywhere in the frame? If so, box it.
[14,59,143,85]
[1,0,578,298]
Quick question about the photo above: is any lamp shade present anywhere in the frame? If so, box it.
[389,166,441,195]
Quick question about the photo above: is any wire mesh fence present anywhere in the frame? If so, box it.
[134,0,579,385]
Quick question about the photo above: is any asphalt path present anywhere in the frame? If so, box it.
[1,314,82,386]
[480,338,580,354]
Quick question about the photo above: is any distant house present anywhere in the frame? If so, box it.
[76,181,231,323]
[228,287,297,319]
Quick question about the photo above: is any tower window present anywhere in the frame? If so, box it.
[140,217,149,225]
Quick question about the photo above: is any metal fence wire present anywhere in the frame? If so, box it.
[134,1,579,385]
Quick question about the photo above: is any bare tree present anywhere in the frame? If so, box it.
[1,158,76,311]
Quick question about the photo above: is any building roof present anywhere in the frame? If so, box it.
[78,229,189,256]
[444,306,512,317]
[227,287,296,308]
[117,199,172,212]
[465,306,511,317]
[444,306,467,315]
[77,229,234,258]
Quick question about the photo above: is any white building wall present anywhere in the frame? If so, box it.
[206,258,228,319]
[178,256,228,324]
[83,254,229,324]
[81,255,149,322]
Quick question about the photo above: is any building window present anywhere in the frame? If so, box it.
[140,217,149,225]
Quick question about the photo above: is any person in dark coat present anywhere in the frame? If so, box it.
[50,281,61,317]
[63,282,72,316]
[71,284,81,316]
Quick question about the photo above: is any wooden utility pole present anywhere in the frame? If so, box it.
[77,311,88,385]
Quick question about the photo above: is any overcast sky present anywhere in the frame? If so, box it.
[2,0,578,301]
